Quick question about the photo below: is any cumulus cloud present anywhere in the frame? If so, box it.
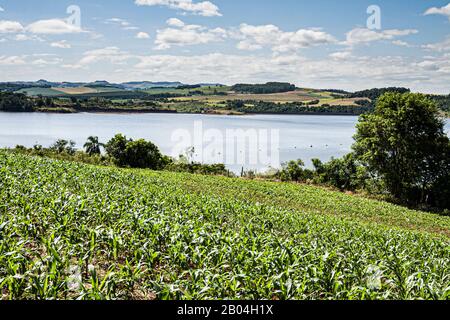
[51,40,72,49]
[135,0,221,17]
[27,19,83,34]
[14,34,44,41]
[424,3,450,20]
[105,18,139,30]
[0,55,26,65]
[155,19,227,50]
[345,28,418,46]
[0,20,24,33]
[167,18,185,27]
[392,40,412,47]
[32,57,63,66]
[237,24,336,53]
[63,47,135,69]
[415,53,450,74]
[329,51,352,60]
[422,37,450,52]
[136,31,150,39]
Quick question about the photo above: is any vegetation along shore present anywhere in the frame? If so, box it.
[1,82,449,116]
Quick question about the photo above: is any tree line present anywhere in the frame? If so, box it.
[231,82,296,94]
[226,100,371,115]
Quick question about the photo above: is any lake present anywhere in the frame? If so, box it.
[1,112,449,174]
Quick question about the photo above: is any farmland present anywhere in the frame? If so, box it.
[0,151,449,300]
[16,87,64,97]
[52,87,124,95]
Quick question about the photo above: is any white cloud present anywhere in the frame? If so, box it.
[0,55,26,66]
[392,40,412,47]
[345,28,418,46]
[32,57,63,66]
[105,18,139,30]
[422,36,450,52]
[27,19,83,34]
[329,51,352,60]
[424,3,450,20]
[14,34,29,41]
[135,0,221,17]
[0,6,4,12]
[106,18,131,27]
[155,19,227,49]
[237,24,336,53]
[63,47,135,69]
[415,54,450,74]
[136,31,150,39]
[0,20,24,33]
[51,40,72,49]
[167,18,185,27]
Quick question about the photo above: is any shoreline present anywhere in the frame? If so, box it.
[0,110,364,117]
[1,109,448,118]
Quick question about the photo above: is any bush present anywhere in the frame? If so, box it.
[278,160,313,182]
[124,139,164,169]
[165,162,229,176]
[312,153,367,191]
[50,139,76,155]
[105,134,165,169]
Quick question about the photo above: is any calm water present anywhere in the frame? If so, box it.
[1,112,449,173]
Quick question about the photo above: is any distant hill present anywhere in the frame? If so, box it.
[0,80,186,91]
[121,81,184,90]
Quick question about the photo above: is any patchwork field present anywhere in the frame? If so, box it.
[0,151,448,300]
[171,89,366,105]
[14,85,368,109]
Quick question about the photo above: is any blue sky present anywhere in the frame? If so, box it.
[0,0,449,93]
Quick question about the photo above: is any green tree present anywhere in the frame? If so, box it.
[50,139,76,155]
[83,136,104,156]
[124,139,164,169]
[105,134,130,167]
[279,159,312,182]
[312,153,366,191]
[353,92,450,206]
[105,134,165,169]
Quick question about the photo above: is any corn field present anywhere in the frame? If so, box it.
[0,151,449,300]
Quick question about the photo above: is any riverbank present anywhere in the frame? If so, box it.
[1,108,366,116]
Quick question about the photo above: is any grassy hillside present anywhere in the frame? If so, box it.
[0,151,449,300]
[16,87,63,97]
[52,87,124,95]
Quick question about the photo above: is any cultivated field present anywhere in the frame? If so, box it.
[0,151,448,300]
[16,87,63,97]
[171,89,366,105]
[52,87,124,95]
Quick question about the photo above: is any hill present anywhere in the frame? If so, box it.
[0,151,448,300]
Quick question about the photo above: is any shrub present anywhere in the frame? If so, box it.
[105,134,165,169]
